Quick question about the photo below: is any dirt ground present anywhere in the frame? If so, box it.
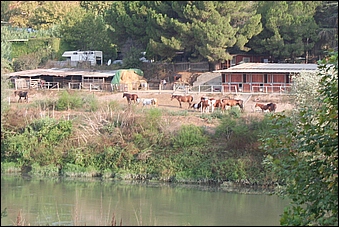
[8,89,294,133]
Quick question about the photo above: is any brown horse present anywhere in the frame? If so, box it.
[268,103,277,112]
[14,90,28,103]
[221,99,244,112]
[123,93,139,104]
[171,94,193,108]
[255,103,277,112]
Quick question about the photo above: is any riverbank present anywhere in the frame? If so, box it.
[2,89,293,190]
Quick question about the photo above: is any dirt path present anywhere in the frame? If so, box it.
[8,89,294,133]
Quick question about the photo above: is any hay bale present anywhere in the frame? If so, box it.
[120,70,145,90]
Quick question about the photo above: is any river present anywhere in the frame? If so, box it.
[1,175,288,226]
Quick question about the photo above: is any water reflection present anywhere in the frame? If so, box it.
[1,175,288,226]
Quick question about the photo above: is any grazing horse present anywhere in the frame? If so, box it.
[123,93,139,104]
[191,102,201,111]
[171,94,193,108]
[138,98,158,107]
[267,103,277,112]
[255,103,277,113]
[200,97,217,113]
[14,90,28,103]
[222,99,244,112]
[254,103,270,112]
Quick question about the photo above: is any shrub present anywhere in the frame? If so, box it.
[55,91,84,110]
[172,124,208,148]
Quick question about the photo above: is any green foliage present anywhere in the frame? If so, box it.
[172,149,213,182]
[1,73,11,131]
[172,124,208,148]
[1,162,21,174]
[1,208,7,219]
[61,163,99,177]
[133,108,165,149]
[260,51,338,225]
[122,46,144,69]
[82,93,99,112]
[12,52,42,71]
[105,1,262,63]
[59,9,117,60]
[215,117,237,139]
[55,91,84,111]
[211,158,247,181]
[249,1,321,62]
[30,163,59,176]
[2,117,72,166]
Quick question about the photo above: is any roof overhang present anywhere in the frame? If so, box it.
[213,63,318,73]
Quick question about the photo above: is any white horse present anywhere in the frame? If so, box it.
[137,98,158,107]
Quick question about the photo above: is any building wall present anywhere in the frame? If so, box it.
[221,72,292,93]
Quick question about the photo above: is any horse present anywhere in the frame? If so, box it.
[123,93,139,104]
[138,98,158,107]
[221,98,244,112]
[171,94,193,108]
[267,103,277,112]
[200,99,212,113]
[254,103,270,112]
[254,103,277,112]
[14,90,28,103]
[200,97,217,113]
[191,102,202,111]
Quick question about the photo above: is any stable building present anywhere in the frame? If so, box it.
[213,63,318,93]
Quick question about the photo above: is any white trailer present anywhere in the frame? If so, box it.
[62,50,103,66]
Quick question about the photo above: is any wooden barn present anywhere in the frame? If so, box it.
[213,63,318,93]
[7,68,117,91]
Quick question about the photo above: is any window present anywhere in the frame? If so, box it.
[231,57,236,66]
[286,74,290,83]
[243,74,246,83]
[243,57,250,63]
[264,74,267,83]
[222,74,226,83]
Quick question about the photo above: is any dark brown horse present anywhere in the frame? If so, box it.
[222,98,244,112]
[267,103,277,112]
[123,93,139,104]
[171,94,193,108]
[255,103,277,112]
[14,90,28,103]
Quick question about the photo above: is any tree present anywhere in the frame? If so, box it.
[260,51,338,225]
[59,9,117,61]
[248,1,321,63]
[105,1,263,64]
[5,1,81,29]
[104,1,150,57]
[146,1,263,64]
[314,1,338,56]
[80,1,113,16]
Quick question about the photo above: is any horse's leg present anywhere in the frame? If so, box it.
[179,101,182,108]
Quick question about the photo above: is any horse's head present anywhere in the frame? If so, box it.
[122,93,126,98]
[171,94,176,100]
[254,103,259,108]
[14,91,18,96]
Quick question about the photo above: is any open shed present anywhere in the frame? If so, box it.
[7,68,117,91]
